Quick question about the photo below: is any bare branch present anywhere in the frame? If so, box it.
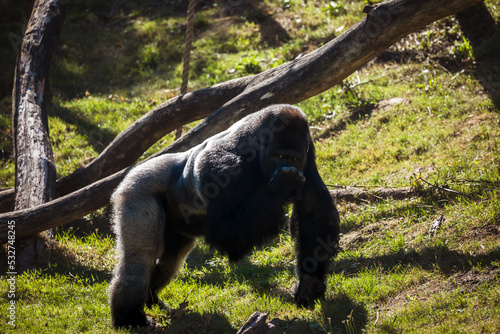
[330,187,418,203]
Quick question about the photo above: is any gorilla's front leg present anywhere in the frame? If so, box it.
[205,166,305,262]
[290,167,340,307]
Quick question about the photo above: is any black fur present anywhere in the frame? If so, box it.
[109,104,340,327]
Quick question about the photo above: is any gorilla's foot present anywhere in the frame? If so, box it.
[112,309,148,328]
[294,274,326,307]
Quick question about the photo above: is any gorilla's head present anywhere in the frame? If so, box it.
[258,108,310,179]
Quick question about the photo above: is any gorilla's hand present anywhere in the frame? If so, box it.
[268,166,306,200]
[294,274,326,307]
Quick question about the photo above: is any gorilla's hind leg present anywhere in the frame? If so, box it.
[146,231,197,309]
[109,253,156,327]
[109,194,166,327]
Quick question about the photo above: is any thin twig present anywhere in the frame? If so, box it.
[326,184,401,189]
[373,311,380,326]
[419,177,467,196]
[446,179,499,184]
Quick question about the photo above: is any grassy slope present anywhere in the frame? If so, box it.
[1,0,499,333]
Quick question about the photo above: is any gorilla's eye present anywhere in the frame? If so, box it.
[276,154,300,161]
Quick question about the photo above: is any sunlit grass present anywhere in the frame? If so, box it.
[0,0,499,333]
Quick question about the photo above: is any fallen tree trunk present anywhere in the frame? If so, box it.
[0,0,482,211]
[12,0,67,271]
[330,187,418,203]
[157,0,483,155]
[0,0,482,243]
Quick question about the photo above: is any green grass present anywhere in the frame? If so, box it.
[1,0,500,333]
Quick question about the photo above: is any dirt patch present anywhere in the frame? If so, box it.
[376,275,451,320]
[377,265,499,321]
[465,112,494,128]
[340,221,385,251]
[376,97,410,110]
[453,265,499,289]
[461,224,500,243]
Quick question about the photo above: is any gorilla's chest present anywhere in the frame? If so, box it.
[167,209,207,237]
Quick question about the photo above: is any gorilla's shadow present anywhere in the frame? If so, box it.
[184,240,296,293]
[334,241,500,278]
[319,294,369,334]
[180,241,370,332]
[123,312,233,334]
[181,246,369,333]
[182,230,309,288]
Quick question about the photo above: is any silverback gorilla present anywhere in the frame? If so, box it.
[109,104,340,327]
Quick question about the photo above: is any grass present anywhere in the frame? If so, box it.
[1,0,500,332]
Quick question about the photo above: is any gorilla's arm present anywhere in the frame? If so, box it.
[290,143,340,306]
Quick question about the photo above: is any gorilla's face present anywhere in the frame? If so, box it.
[259,128,309,179]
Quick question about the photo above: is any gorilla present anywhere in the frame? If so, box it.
[109,104,340,327]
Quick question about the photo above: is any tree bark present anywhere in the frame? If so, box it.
[11,0,67,271]
[0,0,482,243]
[236,312,278,334]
